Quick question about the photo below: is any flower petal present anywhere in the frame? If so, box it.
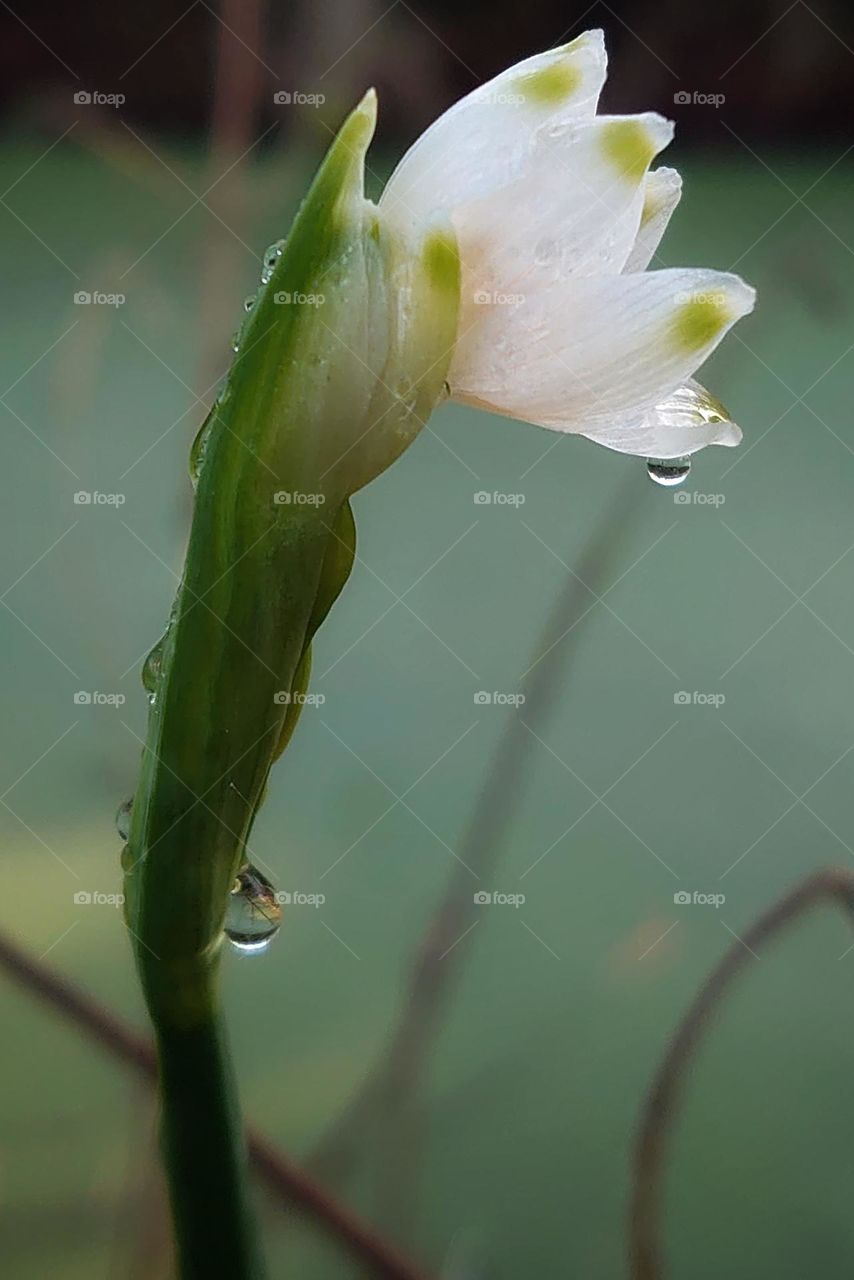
[452,112,675,298]
[380,31,607,232]
[580,379,743,458]
[449,268,756,431]
[623,167,682,273]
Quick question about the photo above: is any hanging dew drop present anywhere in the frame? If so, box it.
[225,865,282,954]
[243,293,257,313]
[115,796,133,842]
[646,457,691,487]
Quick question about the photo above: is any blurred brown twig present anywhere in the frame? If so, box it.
[311,473,648,1236]
[629,866,854,1280]
[0,930,431,1280]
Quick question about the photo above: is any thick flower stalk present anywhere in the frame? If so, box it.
[124,94,458,1279]
[123,30,754,1279]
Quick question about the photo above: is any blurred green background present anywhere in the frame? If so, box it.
[1,2,854,1278]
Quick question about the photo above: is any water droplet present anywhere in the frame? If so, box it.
[141,642,163,698]
[260,240,285,284]
[534,237,558,267]
[646,457,691,487]
[225,865,282,954]
[141,600,178,704]
[120,842,136,874]
[231,329,241,353]
[263,240,284,269]
[243,293,257,313]
[189,417,212,482]
[116,796,133,841]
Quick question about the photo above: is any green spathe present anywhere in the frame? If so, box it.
[126,90,460,1007]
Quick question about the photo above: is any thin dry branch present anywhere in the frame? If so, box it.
[629,866,854,1280]
[0,931,430,1280]
[311,476,647,1220]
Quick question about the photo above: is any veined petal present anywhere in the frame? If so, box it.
[380,31,607,232]
[580,379,742,458]
[449,268,756,431]
[452,112,674,300]
[623,167,682,272]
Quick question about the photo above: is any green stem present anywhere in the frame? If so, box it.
[151,968,265,1280]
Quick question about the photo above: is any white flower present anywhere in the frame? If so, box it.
[379,30,756,462]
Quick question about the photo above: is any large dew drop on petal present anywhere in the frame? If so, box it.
[646,457,691,486]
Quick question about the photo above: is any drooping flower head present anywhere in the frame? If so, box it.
[380,29,755,466]
[127,35,755,972]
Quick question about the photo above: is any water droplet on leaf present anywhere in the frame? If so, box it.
[263,240,284,269]
[243,293,257,313]
[142,642,163,701]
[116,796,133,841]
[646,457,691,487]
[225,865,282,954]
[141,600,178,705]
[260,240,284,283]
[189,417,213,482]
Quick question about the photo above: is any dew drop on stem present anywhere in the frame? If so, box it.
[225,865,282,954]
[116,796,133,842]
